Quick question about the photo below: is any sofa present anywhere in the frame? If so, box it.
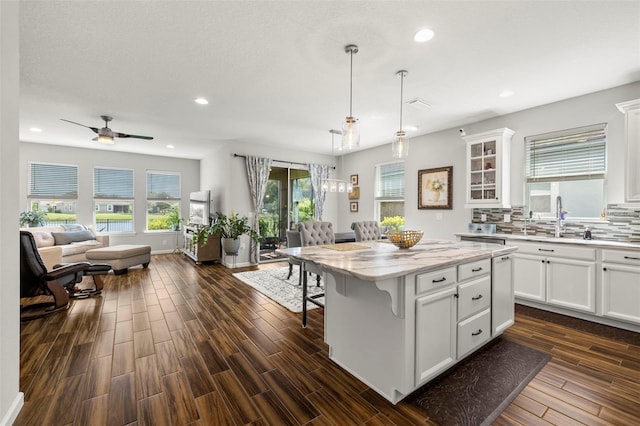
[21,224,109,270]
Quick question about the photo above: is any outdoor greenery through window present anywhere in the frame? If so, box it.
[375,161,405,227]
[28,162,78,225]
[525,123,606,220]
[94,167,134,232]
[146,171,181,231]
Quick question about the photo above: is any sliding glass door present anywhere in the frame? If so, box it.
[259,165,313,261]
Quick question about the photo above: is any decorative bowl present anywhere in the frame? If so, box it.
[386,230,424,249]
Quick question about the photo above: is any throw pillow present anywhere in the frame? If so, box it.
[51,230,96,245]
[62,224,87,232]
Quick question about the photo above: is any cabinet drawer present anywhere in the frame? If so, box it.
[513,241,595,260]
[602,249,640,265]
[458,308,491,359]
[458,275,491,320]
[458,258,491,282]
[416,267,457,295]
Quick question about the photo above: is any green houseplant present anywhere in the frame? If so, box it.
[20,210,47,227]
[194,211,259,255]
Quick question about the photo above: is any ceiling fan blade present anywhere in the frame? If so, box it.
[60,118,99,134]
[114,132,154,140]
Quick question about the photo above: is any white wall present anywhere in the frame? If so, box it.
[338,81,640,239]
[0,1,23,424]
[19,143,200,253]
[200,141,336,266]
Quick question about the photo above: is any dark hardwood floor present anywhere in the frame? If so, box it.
[16,254,640,425]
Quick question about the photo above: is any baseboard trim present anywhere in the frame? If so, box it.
[0,392,24,426]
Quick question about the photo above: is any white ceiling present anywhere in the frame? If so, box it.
[19,1,640,160]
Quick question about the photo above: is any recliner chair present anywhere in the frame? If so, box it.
[20,230,110,320]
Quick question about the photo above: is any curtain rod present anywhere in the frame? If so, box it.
[233,153,334,169]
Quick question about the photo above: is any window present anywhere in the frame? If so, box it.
[525,123,606,219]
[146,171,181,231]
[375,161,405,226]
[94,167,134,233]
[28,162,78,225]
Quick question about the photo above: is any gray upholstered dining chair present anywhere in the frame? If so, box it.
[296,221,334,327]
[351,221,382,242]
[285,230,303,285]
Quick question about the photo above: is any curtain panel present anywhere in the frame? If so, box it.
[308,163,331,220]
[244,155,272,264]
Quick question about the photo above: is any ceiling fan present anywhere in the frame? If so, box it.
[60,115,154,145]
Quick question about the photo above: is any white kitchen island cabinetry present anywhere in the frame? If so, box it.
[279,240,516,404]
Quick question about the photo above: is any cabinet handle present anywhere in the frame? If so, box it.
[432,277,447,283]
[538,248,555,252]
[623,256,640,261]
[471,267,483,272]
[541,260,545,264]
[472,329,483,336]
[500,256,510,261]
[603,267,607,271]
[547,260,551,264]
[472,294,483,301]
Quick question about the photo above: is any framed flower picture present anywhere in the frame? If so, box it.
[418,166,453,209]
[350,201,358,212]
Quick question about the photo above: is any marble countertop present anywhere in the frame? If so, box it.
[455,232,640,250]
[276,239,517,282]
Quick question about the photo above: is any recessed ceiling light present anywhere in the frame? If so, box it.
[499,90,514,98]
[166,145,175,149]
[405,125,419,131]
[29,127,43,132]
[414,28,435,43]
[194,98,209,105]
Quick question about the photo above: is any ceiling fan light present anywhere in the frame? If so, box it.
[98,134,115,145]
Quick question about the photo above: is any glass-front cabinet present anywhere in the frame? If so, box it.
[464,128,514,208]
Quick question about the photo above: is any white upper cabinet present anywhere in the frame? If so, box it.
[464,128,514,208]
[617,99,640,202]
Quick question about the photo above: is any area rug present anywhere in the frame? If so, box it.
[233,267,324,313]
[406,337,550,426]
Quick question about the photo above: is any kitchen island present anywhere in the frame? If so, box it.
[277,239,517,404]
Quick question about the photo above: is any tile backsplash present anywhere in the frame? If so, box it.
[471,204,640,243]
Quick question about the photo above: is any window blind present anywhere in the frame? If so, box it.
[29,162,78,199]
[94,167,134,199]
[375,162,405,199]
[525,123,606,182]
[147,171,180,200]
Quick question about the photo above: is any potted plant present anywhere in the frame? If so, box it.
[19,210,47,227]
[195,211,259,255]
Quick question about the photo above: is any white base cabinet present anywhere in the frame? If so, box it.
[415,287,457,385]
[601,249,640,324]
[513,241,596,314]
[492,254,514,335]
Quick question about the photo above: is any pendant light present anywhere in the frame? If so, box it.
[392,70,409,158]
[322,129,354,193]
[342,44,360,151]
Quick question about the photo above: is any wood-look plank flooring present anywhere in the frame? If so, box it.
[16,254,640,425]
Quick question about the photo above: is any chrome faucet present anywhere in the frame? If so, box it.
[555,196,563,237]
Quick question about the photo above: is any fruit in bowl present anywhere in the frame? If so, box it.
[386,230,423,249]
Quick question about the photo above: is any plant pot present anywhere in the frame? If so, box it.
[222,237,241,255]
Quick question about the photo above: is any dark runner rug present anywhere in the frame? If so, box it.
[406,336,550,426]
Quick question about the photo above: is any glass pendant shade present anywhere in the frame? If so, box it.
[392,130,409,158]
[342,116,360,150]
[392,70,409,158]
[338,181,346,192]
[321,180,329,192]
[329,181,338,192]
